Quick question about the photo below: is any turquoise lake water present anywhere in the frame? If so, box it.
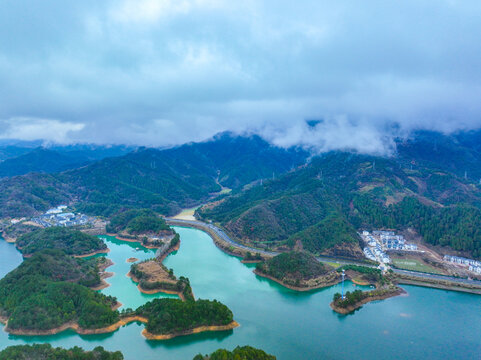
[0,227,480,360]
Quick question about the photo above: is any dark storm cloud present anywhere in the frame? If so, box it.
[0,0,481,153]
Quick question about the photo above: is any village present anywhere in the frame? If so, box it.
[361,230,420,269]
[30,205,96,228]
[361,230,481,276]
[444,255,481,275]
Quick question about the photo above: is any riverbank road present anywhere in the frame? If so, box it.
[166,218,481,287]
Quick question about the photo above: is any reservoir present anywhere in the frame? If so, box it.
[0,228,480,359]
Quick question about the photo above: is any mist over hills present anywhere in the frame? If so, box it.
[2,130,481,259]
[0,134,307,217]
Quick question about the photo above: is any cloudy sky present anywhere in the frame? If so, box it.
[0,0,480,154]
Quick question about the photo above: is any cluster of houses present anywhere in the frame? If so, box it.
[363,246,390,263]
[444,255,481,274]
[32,206,93,228]
[361,231,391,264]
[363,247,377,262]
[368,230,418,251]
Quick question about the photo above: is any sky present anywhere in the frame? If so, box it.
[0,0,481,154]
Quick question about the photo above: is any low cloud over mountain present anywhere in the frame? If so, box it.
[1,1,481,154]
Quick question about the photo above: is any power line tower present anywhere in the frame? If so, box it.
[341,269,346,299]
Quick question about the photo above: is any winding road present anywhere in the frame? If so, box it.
[166,218,481,287]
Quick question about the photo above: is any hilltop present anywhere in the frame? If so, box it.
[0,250,119,332]
[199,148,481,259]
[0,134,307,218]
[255,252,337,289]
[15,227,107,257]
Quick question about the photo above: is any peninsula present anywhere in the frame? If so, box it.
[106,209,177,248]
[128,258,194,300]
[0,250,120,335]
[330,265,404,314]
[254,251,338,290]
[15,226,108,257]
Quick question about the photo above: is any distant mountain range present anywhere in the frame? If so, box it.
[0,144,134,177]
[2,130,481,259]
[0,133,307,218]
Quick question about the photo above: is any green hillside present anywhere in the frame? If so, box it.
[256,252,331,281]
[16,227,107,257]
[106,209,171,234]
[200,152,481,258]
[0,134,307,218]
[193,346,276,360]
[0,344,123,360]
[0,250,119,331]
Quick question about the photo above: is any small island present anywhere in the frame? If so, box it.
[128,259,194,300]
[15,226,108,257]
[134,298,238,340]
[330,265,404,314]
[106,209,177,249]
[254,251,338,290]
[193,346,276,360]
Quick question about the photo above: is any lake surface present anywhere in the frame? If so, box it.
[1,229,480,360]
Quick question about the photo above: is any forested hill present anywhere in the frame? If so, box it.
[0,134,308,218]
[199,151,481,259]
[396,130,481,181]
[0,145,134,178]
[0,148,88,177]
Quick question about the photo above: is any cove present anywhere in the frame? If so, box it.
[0,229,480,360]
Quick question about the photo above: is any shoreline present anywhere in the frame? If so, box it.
[241,259,263,264]
[126,271,184,300]
[74,248,110,258]
[395,277,481,295]
[157,241,180,262]
[20,247,110,259]
[142,321,239,340]
[2,315,238,340]
[106,233,161,249]
[3,314,145,336]
[166,221,249,259]
[90,272,114,291]
[169,221,481,295]
[330,288,405,314]
[253,269,341,291]
[90,258,115,291]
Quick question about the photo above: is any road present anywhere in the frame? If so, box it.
[166,218,481,287]
[392,268,481,286]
